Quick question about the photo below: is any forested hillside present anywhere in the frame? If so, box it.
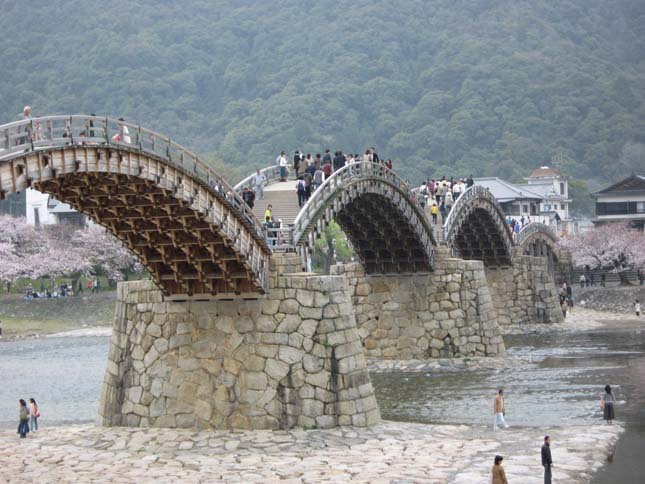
[2,0,645,209]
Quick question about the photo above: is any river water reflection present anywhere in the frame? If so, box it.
[372,322,645,483]
[0,322,643,482]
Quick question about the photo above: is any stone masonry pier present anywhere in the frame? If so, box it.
[333,248,505,359]
[486,250,564,327]
[98,254,380,430]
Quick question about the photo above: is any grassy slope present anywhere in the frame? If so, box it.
[0,292,116,338]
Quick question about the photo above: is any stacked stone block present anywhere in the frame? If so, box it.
[98,255,380,430]
[332,248,505,359]
[485,253,564,326]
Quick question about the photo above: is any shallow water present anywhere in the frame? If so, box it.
[0,336,108,428]
[0,322,643,482]
[372,322,645,483]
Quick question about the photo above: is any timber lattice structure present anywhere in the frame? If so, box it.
[0,115,270,298]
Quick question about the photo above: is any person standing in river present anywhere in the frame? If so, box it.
[541,435,553,484]
[491,455,508,484]
[18,399,29,438]
[601,385,616,424]
[493,389,509,429]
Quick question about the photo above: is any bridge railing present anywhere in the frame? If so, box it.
[0,114,266,241]
[291,161,426,245]
[516,222,558,247]
[442,184,514,248]
[234,165,282,193]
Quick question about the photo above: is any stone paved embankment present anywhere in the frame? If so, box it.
[0,422,621,483]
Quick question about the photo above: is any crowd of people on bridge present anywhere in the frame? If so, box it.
[415,176,475,224]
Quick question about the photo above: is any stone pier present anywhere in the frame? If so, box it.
[485,251,564,326]
[98,255,380,430]
[333,248,505,359]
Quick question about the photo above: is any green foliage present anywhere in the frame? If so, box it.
[2,0,644,187]
[312,222,354,274]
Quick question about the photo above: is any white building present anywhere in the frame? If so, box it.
[525,166,571,223]
[26,188,85,227]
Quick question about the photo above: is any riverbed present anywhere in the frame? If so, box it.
[0,314,643,482]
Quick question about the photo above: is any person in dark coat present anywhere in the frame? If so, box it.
[332,151,346,172]
[541,435,553,484]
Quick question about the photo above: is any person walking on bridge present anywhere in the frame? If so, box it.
[253,169,266,200]
[276,151,288,181]
[493,389,509,429]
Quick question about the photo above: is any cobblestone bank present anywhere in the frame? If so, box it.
[576,286,645,314]
[0,422,621,483]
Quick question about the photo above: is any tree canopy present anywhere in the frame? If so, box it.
[2,0,644,212]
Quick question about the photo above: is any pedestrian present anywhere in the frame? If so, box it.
[431,203,439,224]
[418,191,427,210]
[541,435,553,484]
[493,389,509,429]
[634,299,641,317]
[322,149,332,166]
[276,151,288,182]
[638,269,644,286]
[29,398,39,432]
[296,177,307,207]
[264,204,272,223]
[466,174,474,188]
[293,150,302,176]
[313,166,324,191]
[242,187,255,209]
[579,274,586,288]
[601,273,606,287]
[18,399,29,438]
[600,384,616,424]
[444,190,454,214]
[332,150,346,172]
[566,294,574,313]
[491,455,508,484]
[322,160,332,180]
[561,298,567,318]
[439,201,447,221]
[253,169,266,200]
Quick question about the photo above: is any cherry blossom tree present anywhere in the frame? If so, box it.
[559,222,645,285]
[0,215,143,292]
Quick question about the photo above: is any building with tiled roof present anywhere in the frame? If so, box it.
[593,174,645,231]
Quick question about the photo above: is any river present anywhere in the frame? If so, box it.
[0,320,643,482]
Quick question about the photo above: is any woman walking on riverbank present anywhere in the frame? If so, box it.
[18,399,29,438]
[29,398,39,432]
[491,455,508,484]
[601,385,616,424]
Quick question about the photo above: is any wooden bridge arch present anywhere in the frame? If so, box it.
[291,162,436,273]
[443,185,514,267]
[0,115,271,298]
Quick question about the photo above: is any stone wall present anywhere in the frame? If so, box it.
[485,252,564,326]
[98,255,380,430]
[332,248,505,359]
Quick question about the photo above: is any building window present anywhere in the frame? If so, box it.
[561,204,565,210]
[545,204,551,211]
[560,182,565,195]
[33,207,40,227]
[596,202,645,216]
[523,205,528,213]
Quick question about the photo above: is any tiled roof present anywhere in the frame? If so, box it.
[529,166,561,178]
[474,177,544,202]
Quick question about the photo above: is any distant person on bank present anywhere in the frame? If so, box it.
[541,435,553,484]
[29,398,40,432]
[600,385,616,424]
[18,399,29,438]
[493,389,509,429]
[634,300,641,317]
[491,455,508,484]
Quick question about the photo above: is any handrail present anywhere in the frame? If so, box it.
[442,184,514,249]
[292,161,434,247]
[0,114,267,242]
[517,222,557,246]
[234,165,282,193]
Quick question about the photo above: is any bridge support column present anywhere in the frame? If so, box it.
[333,248,505,359]
[98,254,380,430]
[485,252,564,326]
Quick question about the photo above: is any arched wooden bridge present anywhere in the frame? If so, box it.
[0,115,271,298]
[1,114,560,297]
